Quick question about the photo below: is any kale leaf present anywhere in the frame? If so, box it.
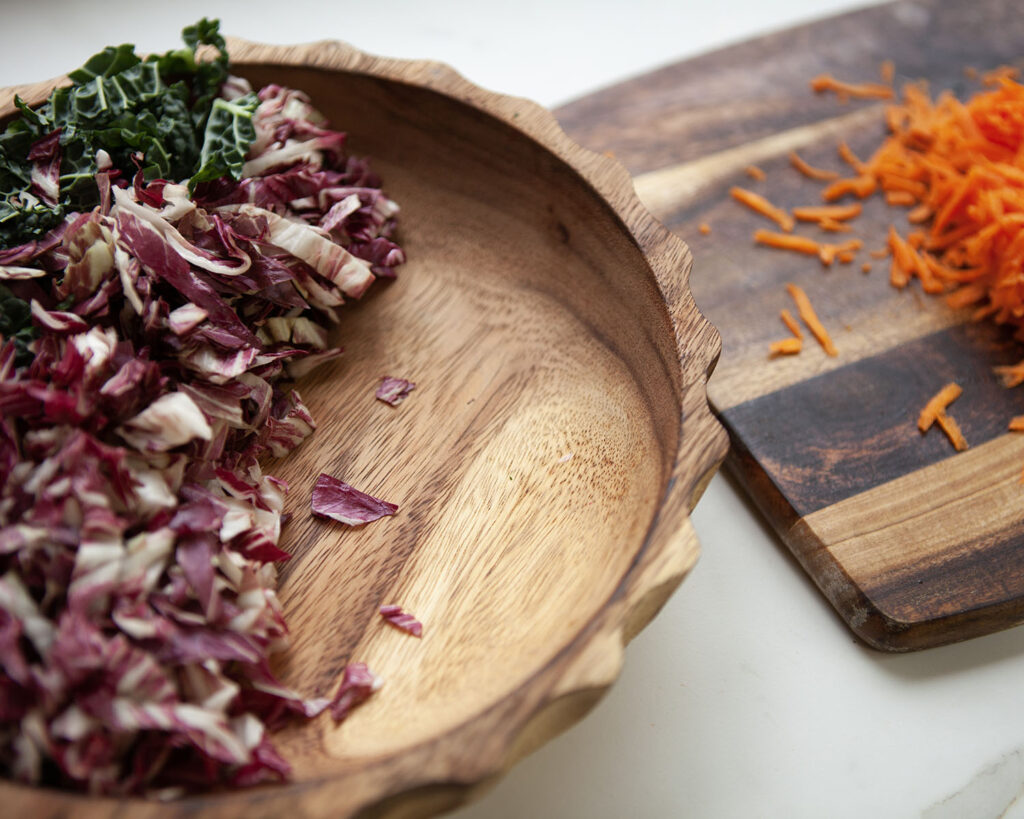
[0,284,36,367]
[0,19,255,248]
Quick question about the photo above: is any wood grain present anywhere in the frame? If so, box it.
[0,38,726,818]
[555,0,1024,650]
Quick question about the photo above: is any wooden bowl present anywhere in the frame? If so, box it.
[0,39,727,818]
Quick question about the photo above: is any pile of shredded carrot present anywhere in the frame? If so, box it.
[728,63,1024,464]
[816,69,1024,331]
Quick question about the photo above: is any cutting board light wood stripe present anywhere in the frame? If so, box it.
[555,0,1024,650]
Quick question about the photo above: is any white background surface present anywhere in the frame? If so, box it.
[5,2,1024,817]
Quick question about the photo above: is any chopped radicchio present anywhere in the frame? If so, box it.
[311,473,398,526]
[375,376,416,406]
[0,25,404,797]
[379,604,423,638]
[328,662,382,722]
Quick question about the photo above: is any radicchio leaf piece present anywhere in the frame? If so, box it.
[328,662,381,722]
[375,375,416,407]
[379,604,423,638]
[311,473,398,526]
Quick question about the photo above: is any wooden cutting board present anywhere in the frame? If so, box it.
[556,0,1024,651]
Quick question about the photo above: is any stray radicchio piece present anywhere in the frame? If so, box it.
[329,662,381,722]
[0,22,405,797]
[375,375,416,406]
[311,473,398,526]
[379,604,424,638]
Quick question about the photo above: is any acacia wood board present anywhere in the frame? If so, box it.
[556,0,1024,651]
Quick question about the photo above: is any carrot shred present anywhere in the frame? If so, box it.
[745,165,766,181]
[861,261,873,273]
[1009,415,1024,432]
[837,141,868,174]
[780,308,803,339]
[786,282,838,356]
[936,410,969,451]
[982,66,1020,86]
[885,190,917,206]
[837,249,858,264]
[995,361,1024,388]
[908,204,932,223]
[789,151,840,181]
[753,229,820,256]
[698,222,712,235]
[810,73,895,100]
[817,218,852,233]
[769,337,802,357]
[918,382,962,432]
[822,175,876,201]
[792,204,863,222]
[731,187,794,232]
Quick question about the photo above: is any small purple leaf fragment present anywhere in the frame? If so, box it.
[375,376,415,406]
[379,604,423,638]
[311,473,397,526]
[329,662,380,722]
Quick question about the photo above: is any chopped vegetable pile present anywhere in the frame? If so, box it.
[0,22,406,795]
[721,62,1024,460]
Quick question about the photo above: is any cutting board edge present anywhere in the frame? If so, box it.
[725,437,1024,652]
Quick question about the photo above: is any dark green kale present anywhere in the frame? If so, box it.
[0,19,258,248]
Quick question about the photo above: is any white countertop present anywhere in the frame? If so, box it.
[5,2,1024,817]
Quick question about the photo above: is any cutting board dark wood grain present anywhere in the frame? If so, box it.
[555,0,1024,651]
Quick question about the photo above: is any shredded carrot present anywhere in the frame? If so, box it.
[780,308,803,339]
[822,175,876,201]
[786,282,838,356]
[918,382,962,432]
[745,164,766,181]
[837,141,868,174]
[816,72,1024,326]
[817,218,853,233]
[753,229,820,256]
[936,410,969,451]
[792,204,863,222]
[810,73,895,100]
[982,66,1020,85]
[885,190,917,206]
[698,222,712,235]
[789,151,840,181]
[769,337,803,357]
[907,204,932,223]
[731,187,794,232]
[995,361,1024,388]
[749,66,1024,472]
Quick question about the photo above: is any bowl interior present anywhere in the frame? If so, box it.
[234,64,684,770]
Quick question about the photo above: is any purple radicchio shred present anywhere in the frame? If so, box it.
[310,473,398,526]
[0,70,405,795]
[379,604,423,638]
[375,376,416,407]
[328,662,381,722]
